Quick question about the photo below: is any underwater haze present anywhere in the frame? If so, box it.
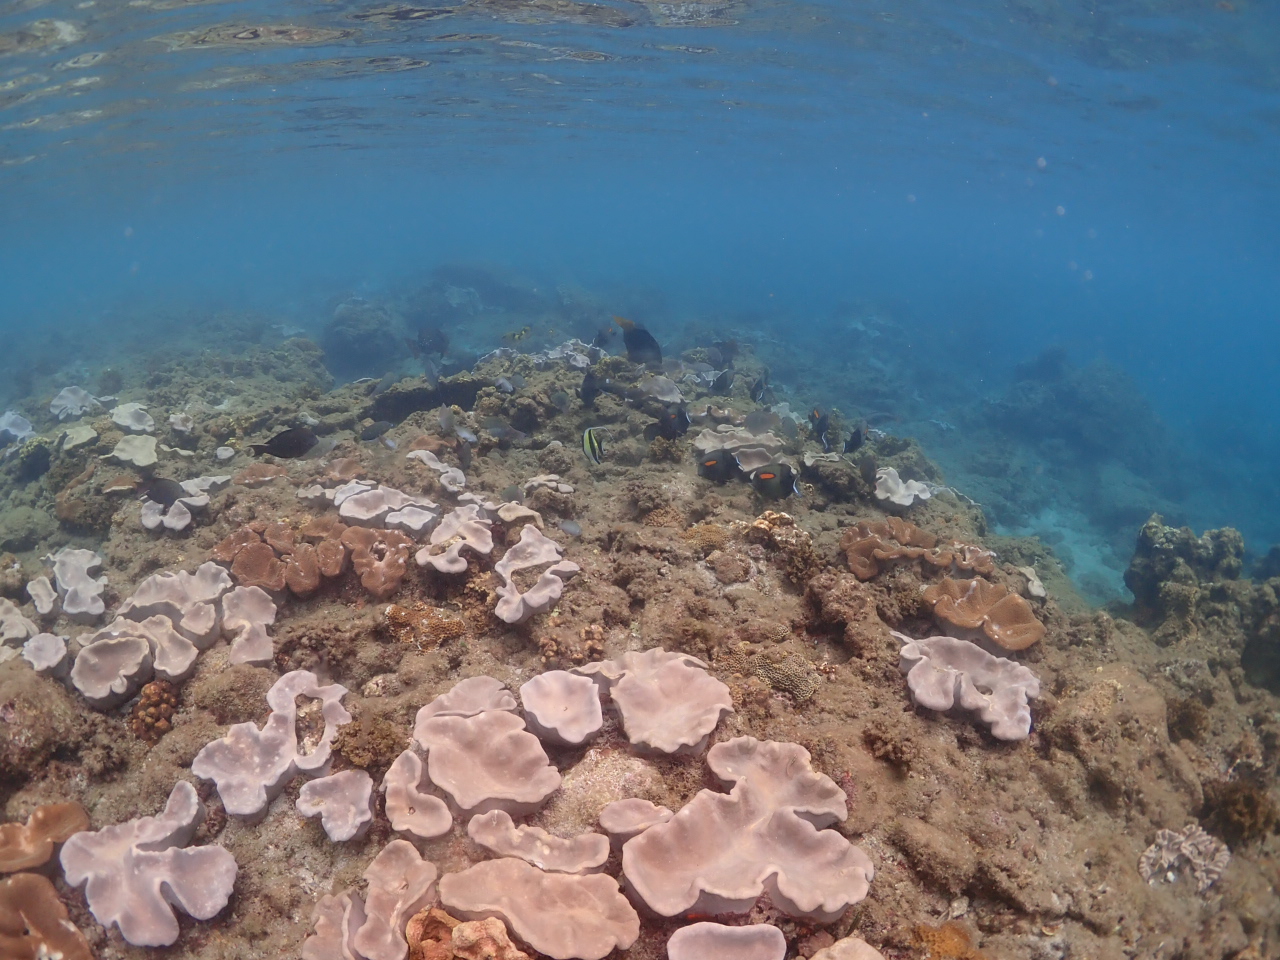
[6,3,1280,960]
[3,3,1280,580]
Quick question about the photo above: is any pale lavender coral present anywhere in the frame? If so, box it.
[493,526,579,625]
[110,401,155,433]
[338,484,438,530]
[221,585,276,666]
[192,670,351,822]
[439,858,639,960]
[598,798,672,848]
[414,709,560,817]
[60,780,237,947]
[22,632,69,679]
[47,547,106,622]
[1139,824,1231,894]
[50,386,99,420]
[0,410,33,442]
[415,675,518,726]
[621,735,872,922]
[117,561,231,645]
[894,632,1040,741]
[382,750,452,839]
[26,575,56,615]
[666,922,786,960]
[70,635,153,708]
[467,810,609,874]
[416,504,493,573]
[352,840,439,960]
[407,448,466,492]
[302,890,366,960]
[86,615,199,683]
[575,648,732,755]
[0,597,37,645]
[297,770,375,842]
[519,670,602,746]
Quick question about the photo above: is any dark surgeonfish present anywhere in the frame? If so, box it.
[710,370,733,395]
[579,368,606,407]
[138,477,185,507]
[750,375,774,404]
[808,408,832,452]
[751,462,800,499]
[613,316,662,366]
[697,448,742,483]
[844,426,864,453]
[644,405,691,441]
[249,426,318,458]
[360,420,394,441]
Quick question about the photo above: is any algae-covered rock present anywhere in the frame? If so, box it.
[0,663,89,788]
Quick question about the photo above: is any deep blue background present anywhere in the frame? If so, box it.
[1,0,1277,561]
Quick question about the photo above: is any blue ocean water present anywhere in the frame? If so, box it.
[2,0,1277,599]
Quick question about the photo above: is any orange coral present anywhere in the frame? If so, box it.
[285,543,321,597]
[211,526,261,563]
[128,680,179,744]
[840,518,996,581]
[263,521,296,555]
[911,920,988,959]
[0,802,89,873]
[923,577,1045,651]
[384,602,467,647]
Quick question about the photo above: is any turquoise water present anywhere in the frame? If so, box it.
[3,0,1278,595]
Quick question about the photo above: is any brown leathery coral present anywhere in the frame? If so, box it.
[0,802,90,873]
[923,576,1045,651]
[840,517,996,581]
[911,920,988,959]
[0,872,92,960]
[342,526,415,599]
[231,539,288,592]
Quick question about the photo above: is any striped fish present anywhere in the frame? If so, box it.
[582,427,607,465]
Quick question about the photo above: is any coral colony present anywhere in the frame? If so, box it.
[0,318,1277,960]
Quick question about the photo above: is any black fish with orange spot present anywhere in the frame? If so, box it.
[809,408,832,452]
[644,405,691,441]
[697,448,741,483]
[751,462,800,499]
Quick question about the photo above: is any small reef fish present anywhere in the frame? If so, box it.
[439,408,478,443]
[749,376,773,404]
[249,426,318,458]
[613,315,663,366]
[408,325,449,357]
[697,449,741,483]
[549,390,573,414]
[644,405,691,441]
[579,369,606,407]
[591,325,616,349]
[482,416,527,442]
[751,462,800,499]
[360,420,394,441]
[500,483,523,503]
[494,377,515,394]
[558,519,583,537]
[809,408,832,453]
[844,426,864,453]
[503,325,532,343]
[138,477,185,507]
[582,426,608,465]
